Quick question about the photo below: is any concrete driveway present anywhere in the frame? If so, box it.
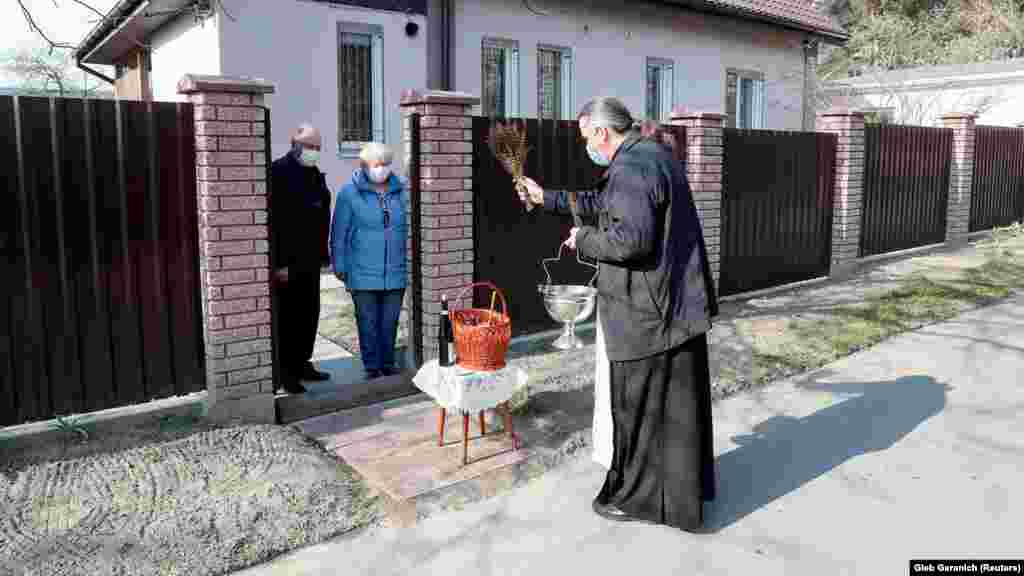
[239,298,1024,575]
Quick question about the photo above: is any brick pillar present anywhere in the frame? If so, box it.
[178,74,276,424]
[941,112,977,246]
[401,90,479,365]
[671,109,723,290]
[816,109,865,278]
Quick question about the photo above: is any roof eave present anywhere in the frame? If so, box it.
[75,0,194,65]
[656,0,849,43]
[73,0,147,64]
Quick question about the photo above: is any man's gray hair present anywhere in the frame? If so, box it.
[577,97,639,135]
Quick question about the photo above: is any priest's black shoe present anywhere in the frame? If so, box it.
[301,363,330,381]
[282,380,307,394]
[591,499,656,525]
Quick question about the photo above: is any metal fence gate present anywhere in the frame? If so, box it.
[860,124,952,256]
[719,129,836,296]
[970,125,1024,232]
[0,96,205,426]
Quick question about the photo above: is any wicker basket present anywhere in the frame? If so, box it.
[448,282,512,371]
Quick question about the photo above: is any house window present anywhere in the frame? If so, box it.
[537,45,573,121]
[338,22,384,157]
[482,38,519,118]
[645,58,674,122]
[726,69,766,129]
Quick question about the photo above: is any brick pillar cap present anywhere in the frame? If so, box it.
[817,107,865,118]
[401,89,480,107]
[670,106,725,121]
[177,74,275,95]
[940,112,978,121]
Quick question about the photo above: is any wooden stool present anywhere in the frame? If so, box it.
[437,402,520,465]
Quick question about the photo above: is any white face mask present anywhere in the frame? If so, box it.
[368,165,392,183]
[299,148,320,167]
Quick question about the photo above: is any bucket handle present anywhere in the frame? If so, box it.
[541,242,599,288]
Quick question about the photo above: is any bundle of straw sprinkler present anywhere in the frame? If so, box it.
[487,120,533,211]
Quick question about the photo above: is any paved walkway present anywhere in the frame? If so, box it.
[239,297,1024,576]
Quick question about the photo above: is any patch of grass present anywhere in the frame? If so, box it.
[714,363,740,389]
[977,221,1024,259]
[29,493,86,530]
[286,526,307,548]
[233,540,261,565]
[158,404,206,436]
[752,252,1023,382]
[51,414,94,443]
[332,460,382,526]
[508,386,531,415]
[967,258,1024,291]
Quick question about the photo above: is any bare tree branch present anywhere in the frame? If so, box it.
[66,0,107,19]
[15,0,77,52]
[18,0,226,52]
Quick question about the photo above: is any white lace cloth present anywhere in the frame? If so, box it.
[412,360,529,413]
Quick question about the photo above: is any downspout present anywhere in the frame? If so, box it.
[802,37,820,130]
[442,0,453,91]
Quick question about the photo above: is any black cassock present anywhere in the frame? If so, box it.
[269,152,331,386]
[542,133,718,531]
[598,333,715,530]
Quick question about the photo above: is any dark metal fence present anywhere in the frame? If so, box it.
[719,129,836,296]
[0,96,205,426]
[471,118,685,337]
[970,125,1024,232]
[860,125,952,257]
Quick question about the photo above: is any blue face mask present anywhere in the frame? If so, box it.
[586,141,610,167]
[584,125,611,166]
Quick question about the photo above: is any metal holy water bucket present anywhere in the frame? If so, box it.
[537,242,599,350]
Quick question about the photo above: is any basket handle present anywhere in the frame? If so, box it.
[448,281,508,317]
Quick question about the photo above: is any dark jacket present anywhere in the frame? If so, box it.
[270,152,332,273]
[329,169,408,291]
[543,134,718,362]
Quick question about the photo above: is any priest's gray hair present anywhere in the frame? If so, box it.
[577,97,641,135]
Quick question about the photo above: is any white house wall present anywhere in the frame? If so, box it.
[216,0,428,192]
[452,0,809,130]
[150,13,222,103]
[836,83,1023,127]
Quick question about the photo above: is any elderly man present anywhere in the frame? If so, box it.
[519,97,718,533]
[270,123,332,394]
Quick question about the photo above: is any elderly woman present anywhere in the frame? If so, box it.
[518,97,718,533]
[330,143,407,380]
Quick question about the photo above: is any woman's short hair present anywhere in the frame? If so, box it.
[358,142,394,165]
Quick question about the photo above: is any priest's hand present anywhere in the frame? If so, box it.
[517,177,544,207]
[564,227,580,250]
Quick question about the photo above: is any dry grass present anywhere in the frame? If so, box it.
[746,226,1024,385]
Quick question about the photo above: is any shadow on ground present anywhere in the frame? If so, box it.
[707,374,950,531]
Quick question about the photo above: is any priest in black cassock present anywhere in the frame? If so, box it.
[518,96,719,533]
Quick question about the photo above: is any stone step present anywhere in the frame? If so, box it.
[292,384,596,527]
[276,370,419,424]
